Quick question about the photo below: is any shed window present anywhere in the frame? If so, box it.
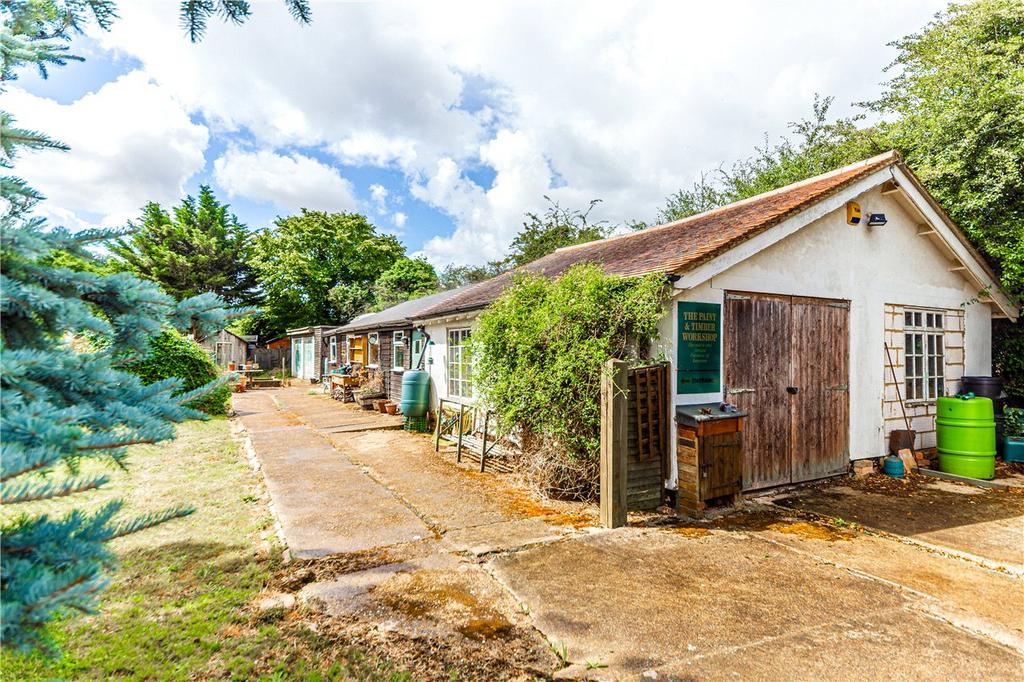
[329,336,338,363]
[447,328,472,398]
[392,331,406,370]
[368,332,380,367]
[904,310,944,401]
[215,341,233,367]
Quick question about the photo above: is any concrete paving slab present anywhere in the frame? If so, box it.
[661,605,1024,681]
[757,526,1024,650]
[443,517,565,556]
[490,527,1024,678]
[774,482,1024,567]
[325,428,515,530]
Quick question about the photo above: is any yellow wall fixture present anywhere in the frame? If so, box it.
[846,201,862,226]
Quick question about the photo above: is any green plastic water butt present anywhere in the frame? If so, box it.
[936,396,996,479]
[400,369,431,418]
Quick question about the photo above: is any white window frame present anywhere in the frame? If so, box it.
[392,330,406,371]
[904,308,945,402]
[446,327,472,399]
[329,336,338,363]
[215,341,234,367]
[367,332,380,367]
[346,335,356,364]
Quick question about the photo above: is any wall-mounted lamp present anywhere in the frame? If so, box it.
[867,213,888,227]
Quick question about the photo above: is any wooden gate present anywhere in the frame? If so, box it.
[626,363,670,510]
[724,292,849,490]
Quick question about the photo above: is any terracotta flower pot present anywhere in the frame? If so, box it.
[375,399,388,412]
[385,403,399,415]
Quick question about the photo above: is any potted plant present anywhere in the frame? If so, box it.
[1005,407,1024,463]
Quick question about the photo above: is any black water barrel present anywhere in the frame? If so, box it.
[961,376,1005,414]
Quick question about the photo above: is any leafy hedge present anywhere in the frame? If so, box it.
[127,330,231,416]
[471,264,667,496]
[994,319,1024,407]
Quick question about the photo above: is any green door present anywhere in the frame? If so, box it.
[410,330,426,370]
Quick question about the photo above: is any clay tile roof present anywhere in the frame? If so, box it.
[415,151,899,319]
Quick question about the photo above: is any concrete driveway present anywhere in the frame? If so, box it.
[235,387,1024,680]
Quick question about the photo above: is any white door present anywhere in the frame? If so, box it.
[303,338,314,380]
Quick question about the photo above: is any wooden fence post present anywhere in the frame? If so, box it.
[600,359,629,528]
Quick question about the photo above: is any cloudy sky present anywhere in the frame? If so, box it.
[7,0,945,267]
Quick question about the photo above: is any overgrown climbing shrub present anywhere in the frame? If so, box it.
[127,330,232,416]
[994,319,1024,407]
[471,264,667,498]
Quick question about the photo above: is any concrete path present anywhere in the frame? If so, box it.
[233,390,430,558]
[234,387,565,558]
[236,387,1024,680]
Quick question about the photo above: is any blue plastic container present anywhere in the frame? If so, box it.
[882,455,905,478]
[1005,438,1024,464]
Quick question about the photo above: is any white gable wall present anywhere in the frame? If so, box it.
[653,185,995,488]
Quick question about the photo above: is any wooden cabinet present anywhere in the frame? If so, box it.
[676,406,745,517]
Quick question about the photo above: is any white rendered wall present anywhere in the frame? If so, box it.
[421,314,479,410]
[659,186,995,487]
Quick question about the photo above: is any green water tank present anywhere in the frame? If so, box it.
[400,369,431,418]
[936,396,996,479]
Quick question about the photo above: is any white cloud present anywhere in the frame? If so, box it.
[84,1,942,263]
[213,148,358,213]
[369,183,389,214]
[393,211,408,228]
[5,71,208,228]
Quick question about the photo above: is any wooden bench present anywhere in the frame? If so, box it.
[434,399,512,472]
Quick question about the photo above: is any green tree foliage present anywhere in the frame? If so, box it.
[501,196,610,268]
[0,0,285,652]
[111,186,258,306]
[471,265,667,498]
[251,210,404,335]
[657,95,882,223]
[995,319,1024,405]
[657,172,733,224]
[438,262,505,289]
[125,330,232,416]
[371,257,438,310]
[868,0,1023,300]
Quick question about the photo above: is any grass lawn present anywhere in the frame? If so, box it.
[1,418,404,681]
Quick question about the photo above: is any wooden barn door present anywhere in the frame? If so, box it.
[724,292,849,490]
[790,297,850,482]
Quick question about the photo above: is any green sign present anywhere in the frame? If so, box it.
[676,301,721,394]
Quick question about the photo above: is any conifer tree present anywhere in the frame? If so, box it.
[0,0,309,651]
[112,186,260,306]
